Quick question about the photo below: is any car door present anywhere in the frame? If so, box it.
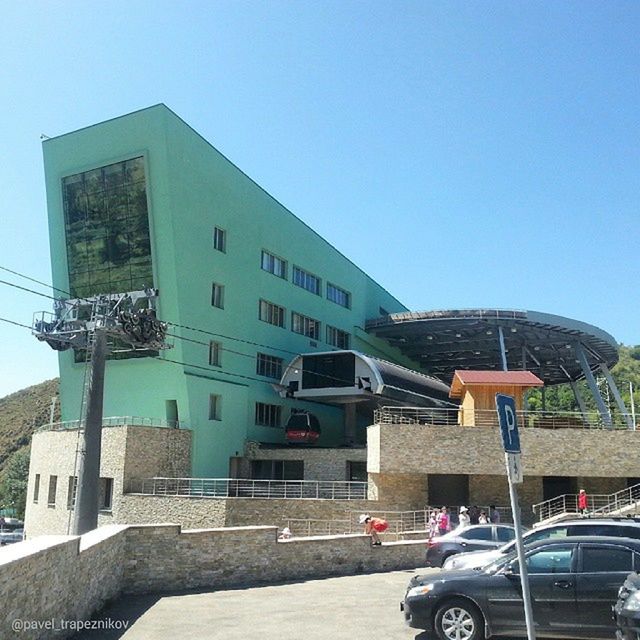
[486,543,578,636]
[574,543,637,635]
[457,525,499,553]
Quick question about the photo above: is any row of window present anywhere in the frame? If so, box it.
[209,396,284,428]
[33,473,113,511]
[258,299,350,348]
[250,460,366,481]
[211,227,351,309]
[261,249,351,308]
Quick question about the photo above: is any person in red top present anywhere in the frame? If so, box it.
[359,514,388,546]
[578,489,588,515]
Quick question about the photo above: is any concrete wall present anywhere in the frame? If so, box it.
[0,523,428,640]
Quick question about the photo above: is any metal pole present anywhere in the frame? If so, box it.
[498,326,508,371]
[631,382,637,431]
[506,452,536,640]
[72,330,107,535]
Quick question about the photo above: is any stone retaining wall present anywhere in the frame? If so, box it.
[0,524,427,640]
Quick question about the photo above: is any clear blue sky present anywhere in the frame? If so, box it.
[0,1,638,398]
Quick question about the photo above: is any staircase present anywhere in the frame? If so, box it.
[533,483,640,527]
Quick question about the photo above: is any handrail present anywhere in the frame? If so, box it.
[532,482,640,522]
[374,406,636,430]
[38,416,190,431]
[133,477,368,500]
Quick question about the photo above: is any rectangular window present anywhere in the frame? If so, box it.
[33,473,40,503]
[99,478,114,511]
[326,325,350,349]
[209,394,222,421]
[347,461,367,482]
[292,312,320,340]
[261,250,287,279]
[48,475,58,507]
[209,341,222,367]
[211,282,225,309]
[259,299,285,328]
[327,283,351,308]
[255,402,282,428]
[251,459,304,480]
[256,353,284,379]
[292,266,321,295]
[67,476,78,509]
[213,227,226,253]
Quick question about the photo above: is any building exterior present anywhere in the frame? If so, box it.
[40,104,414,478]
[25,105,639,538]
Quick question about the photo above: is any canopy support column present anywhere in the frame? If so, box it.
[599,362,634,429]
[498,326,508,371]
[575,342,612,428]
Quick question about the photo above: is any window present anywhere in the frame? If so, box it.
[525,547,573,574]
[347,461,367,482]
[496,526,516,542]
[292,266,321,295]
[581,546,633,573]
[33,474,40,503]
[67,476,78,509]
[327,283,351,308]
[211,282,225,309]
[61,157,152,299]
[209,394,222,421]
[460,526,493,541]
[209,341,222,367]
[256,353,284,379]
[292,312,320,340]
[259,300,285,328]
[47,475,58,506]
[213,227,226,253]
[251,460,304,480]
[261,250,287,279]
[255,402,282,428]
[327,325,350,349]
[100,478,114,511]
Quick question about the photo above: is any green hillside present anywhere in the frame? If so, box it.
[0,378,60,517]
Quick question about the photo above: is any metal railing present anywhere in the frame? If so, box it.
[374,406,636,430]
[38,416,190,432]
[533,483,640,522]
[135,477,368,500]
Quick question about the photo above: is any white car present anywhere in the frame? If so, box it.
[442,517,640,570]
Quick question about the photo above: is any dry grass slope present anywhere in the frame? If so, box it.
[0,378,60,478]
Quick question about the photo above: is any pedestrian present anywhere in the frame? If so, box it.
[478,510,489,524]
[428,510,438,538]
[359,514,388,546]
[436,506,450,536]
[489,505,500,524]
[458,506,471,528]
[468,505,480,525]
[578,489,588,515]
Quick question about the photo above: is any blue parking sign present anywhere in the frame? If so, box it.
[495,394,521,453]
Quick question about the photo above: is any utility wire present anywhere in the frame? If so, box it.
[0,265,72,299]
[0,278,59,301]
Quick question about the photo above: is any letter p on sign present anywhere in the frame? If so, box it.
[496,394,521,453]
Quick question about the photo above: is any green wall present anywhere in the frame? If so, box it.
[43,104,413,477]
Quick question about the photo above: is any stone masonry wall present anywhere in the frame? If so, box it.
[116,495,227,529]
[0,523,428,640]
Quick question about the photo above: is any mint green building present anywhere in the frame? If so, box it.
[42,105,415,477]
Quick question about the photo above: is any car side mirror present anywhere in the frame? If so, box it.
[502,564,518,576]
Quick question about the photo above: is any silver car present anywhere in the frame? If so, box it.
[442,517,640,570]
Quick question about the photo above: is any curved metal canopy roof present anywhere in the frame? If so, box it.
[365,309,619,385]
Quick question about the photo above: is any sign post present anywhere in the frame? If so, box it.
[495,393,536,640]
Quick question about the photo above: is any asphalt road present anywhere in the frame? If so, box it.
[71,567,438,640]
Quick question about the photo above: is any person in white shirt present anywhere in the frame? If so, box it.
[458,506,471,528]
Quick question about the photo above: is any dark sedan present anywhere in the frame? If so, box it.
[403,536,640,640]
[426,524,516,568]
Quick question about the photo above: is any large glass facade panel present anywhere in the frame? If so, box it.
[62,157,153,298]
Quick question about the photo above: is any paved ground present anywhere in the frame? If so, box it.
[72,567,438,640]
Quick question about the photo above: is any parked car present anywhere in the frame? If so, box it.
[0,528,24,545]
[426,524,516,568]
[402,536,640,639]
[615,570,640,639]
[443,517,640,571]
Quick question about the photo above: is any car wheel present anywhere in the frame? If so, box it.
[434,598,483,640]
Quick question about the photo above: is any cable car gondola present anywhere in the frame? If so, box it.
[285,410,321,444]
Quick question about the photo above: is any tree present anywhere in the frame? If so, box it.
[0,447,30,519]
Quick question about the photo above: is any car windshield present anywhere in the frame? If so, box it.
[483,548,519,574]
[495,525,569,555]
